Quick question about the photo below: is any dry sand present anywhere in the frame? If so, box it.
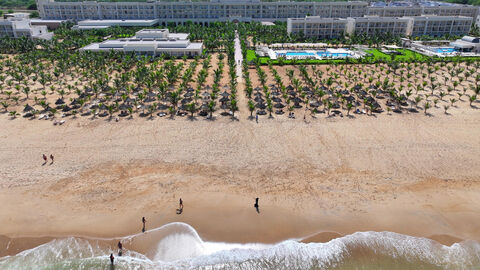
[0,106,479,256]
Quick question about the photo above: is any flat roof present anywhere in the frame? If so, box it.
[74,25,110,29]
[451,40,475,48]
[30,19,66,23]
[80,42,203,51]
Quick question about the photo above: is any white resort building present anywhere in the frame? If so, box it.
[80,29,203,57]
[36,0,478,26]
[450,36,480,53]
[288,15,473,39]
[36,0,369,23]
[0,13,53,40]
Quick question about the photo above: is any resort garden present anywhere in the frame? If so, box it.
[0,22,479,123]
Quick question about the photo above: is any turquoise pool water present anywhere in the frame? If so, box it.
[434,47,456,54]
[277,51,352,58]
[283,52,315,57]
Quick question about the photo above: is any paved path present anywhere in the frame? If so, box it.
[234,30,243,83]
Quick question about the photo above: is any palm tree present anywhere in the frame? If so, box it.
[423,102,431,115]
[9,111,18,118]
[248,100,255,119]
[443,105,450,114]
[414,96,422,109]
[469,94,477,107]
[1,102,9,112]
[207,100,216,119]
[230,98,238,119]
[450,98,457,107]
[267,102,273,118]
[107,105,114,119]
[169,91,181,113]
[186,102,197,118]
[346,102,353,116]
[23,86,30,99]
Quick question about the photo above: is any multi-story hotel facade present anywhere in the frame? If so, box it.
[288,15,473,39]
[36,0,369,23]
[36,0,478,25]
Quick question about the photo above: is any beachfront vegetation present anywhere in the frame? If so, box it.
[0,22,478,123]
[240,32,480,119]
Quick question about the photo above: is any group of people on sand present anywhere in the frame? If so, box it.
[42,154,54,164]
[109,197,261,265]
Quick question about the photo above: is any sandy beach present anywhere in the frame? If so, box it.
[0,107,479,256]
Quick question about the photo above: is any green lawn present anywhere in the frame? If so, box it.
[246,48,479,65]
[364,48,429,62]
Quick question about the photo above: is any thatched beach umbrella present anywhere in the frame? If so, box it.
[274,102,285,109]
[55,98,65,105]
[119,103,131,111]
[220,91,230,97]
[256,103,267,109]
[23,104,34,112]
[219,96,230,103]
[272,97,282,103]
[158,103,169,110]
[62,105,72,112]
[144,96,155,103]
[254,96,265,103]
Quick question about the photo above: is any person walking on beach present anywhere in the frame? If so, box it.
[50,154,54,164]
[254,197,259,213]
[142,217,146,233]
[117,241,123,256]
[255,113,258,123]
[177,198,184,214]
[42,154,47,164]
[110,253,114,264]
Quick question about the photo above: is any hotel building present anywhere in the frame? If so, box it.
[288,15,473,38]
[0,13,53,39]
[36,0,369,23]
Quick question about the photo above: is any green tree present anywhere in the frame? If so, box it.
[248,99,255,119]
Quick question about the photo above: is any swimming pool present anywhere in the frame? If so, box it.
[277,51,352,58]
[433,47,456,54]
[281,52,315,57]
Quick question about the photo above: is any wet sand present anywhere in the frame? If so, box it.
[0,110,479,256]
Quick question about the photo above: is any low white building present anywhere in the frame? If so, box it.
[80,29,203,57]
[72,19,159,30]
[0,15,53,40]
[450,36,480,53]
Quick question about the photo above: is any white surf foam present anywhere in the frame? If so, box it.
[1,223,479,270]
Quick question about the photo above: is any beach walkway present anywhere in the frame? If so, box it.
[234,30,243,83]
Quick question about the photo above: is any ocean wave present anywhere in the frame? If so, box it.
[1,223,479,270]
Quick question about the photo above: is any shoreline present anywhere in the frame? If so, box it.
[0,112,479,257]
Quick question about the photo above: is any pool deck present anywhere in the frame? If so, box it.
[410,46,480,58]
[267,48,361,60]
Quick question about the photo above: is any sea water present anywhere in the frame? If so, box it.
[1,222,479,270]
